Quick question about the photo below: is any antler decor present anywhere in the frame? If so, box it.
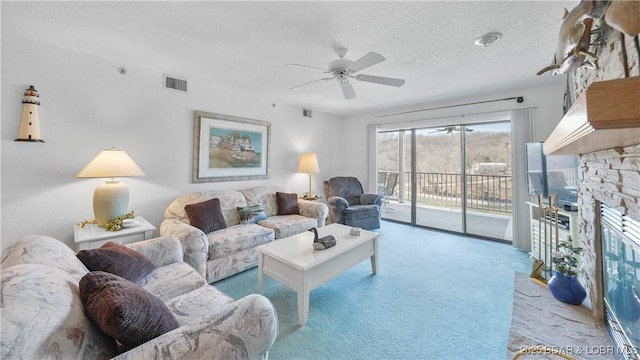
[537,0,611,76]
[605,0,640,36]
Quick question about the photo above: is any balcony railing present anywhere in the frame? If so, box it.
[380,171,513,214]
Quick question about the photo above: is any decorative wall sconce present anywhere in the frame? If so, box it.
[15,85,44,143]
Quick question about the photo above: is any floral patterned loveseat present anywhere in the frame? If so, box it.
[161,185,329,283]
[0,235,278,359]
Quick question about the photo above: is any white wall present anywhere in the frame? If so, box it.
[1,36,343,251]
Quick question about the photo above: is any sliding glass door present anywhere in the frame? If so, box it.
[464,122,512,241]
[377,120,513,242]
[377,130,412,224]
[414,127,463,232]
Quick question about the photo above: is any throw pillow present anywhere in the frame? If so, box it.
[276,192,299,215]
[77,242,155,284]
[79,271,180,348]
[237,204,267,224]
[184,197,227,233]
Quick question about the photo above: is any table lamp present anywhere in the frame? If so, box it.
[76,148,144,226]
[298,153,320,198]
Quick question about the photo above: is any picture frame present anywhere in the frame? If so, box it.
[193,111,271,183]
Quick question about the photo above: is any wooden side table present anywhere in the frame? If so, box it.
[74,216,156,251]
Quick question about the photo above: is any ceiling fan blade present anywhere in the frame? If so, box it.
[290,76,335,91]
[340,81,356,100]
[286,64,328,73]
[355,74,405,87]
[348,52,385,73]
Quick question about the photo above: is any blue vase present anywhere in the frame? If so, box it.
[548,270,587,305]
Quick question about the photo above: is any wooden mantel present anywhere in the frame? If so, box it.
[544,76,640,155]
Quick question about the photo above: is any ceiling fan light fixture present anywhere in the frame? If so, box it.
[474,32,503,47]
[334,47,349,59]
[287,47,405,100]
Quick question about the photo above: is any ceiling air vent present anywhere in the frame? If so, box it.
[163,75,188,92]
[303,109,312,118]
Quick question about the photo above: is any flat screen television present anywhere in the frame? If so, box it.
[525,142,578,210]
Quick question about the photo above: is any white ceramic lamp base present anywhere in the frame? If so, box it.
[93,180,129,226]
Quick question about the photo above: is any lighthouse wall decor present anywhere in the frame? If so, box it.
[15,85,44,142]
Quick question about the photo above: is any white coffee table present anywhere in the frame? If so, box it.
[256,223,378,326]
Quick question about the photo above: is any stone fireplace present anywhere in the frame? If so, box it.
[552,15,640,356]
[578,143,640,359]
[578,144,640,322]
[506,6,639,357]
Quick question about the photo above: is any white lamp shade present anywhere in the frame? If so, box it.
[77,149,145,178]
[298,153,320,173]
[77,149,144,226]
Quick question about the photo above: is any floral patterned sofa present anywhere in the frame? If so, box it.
[0,235,278,360]
[161,185,329,283]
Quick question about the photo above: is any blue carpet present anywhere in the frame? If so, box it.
[215,221,531,359]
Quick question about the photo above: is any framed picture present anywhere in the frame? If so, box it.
[193,111,270,183]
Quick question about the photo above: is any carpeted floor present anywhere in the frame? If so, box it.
[215,220,531,359]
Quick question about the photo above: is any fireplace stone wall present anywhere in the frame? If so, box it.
[567,21,639,321]
[578,144,640,320]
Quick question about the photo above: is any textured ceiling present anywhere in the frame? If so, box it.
[3,1,576,116]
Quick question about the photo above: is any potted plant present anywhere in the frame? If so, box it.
[548,236,587,305]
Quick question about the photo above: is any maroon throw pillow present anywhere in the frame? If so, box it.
[79,271,180,348]
[184,198,227,233]
[77,242,155,284]
[276,192,299,215]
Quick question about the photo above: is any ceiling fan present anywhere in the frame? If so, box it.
[429,126,474,134]
[287,47,405,100]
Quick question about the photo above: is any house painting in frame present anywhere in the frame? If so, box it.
[193,111,270,182]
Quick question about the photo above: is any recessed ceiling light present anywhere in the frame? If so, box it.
[474,32,503,47]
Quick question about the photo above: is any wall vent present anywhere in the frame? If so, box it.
[163,75,188,92]
[303,109,312,118]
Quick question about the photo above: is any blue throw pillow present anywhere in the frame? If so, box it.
[237,204,267,224]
